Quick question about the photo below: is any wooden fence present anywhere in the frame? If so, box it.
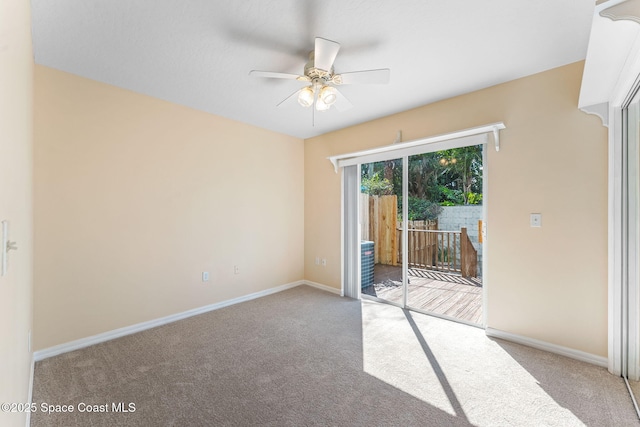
[361,193,478,278]
[360,194,398,265]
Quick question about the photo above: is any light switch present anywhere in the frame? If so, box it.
[530,213,542,228]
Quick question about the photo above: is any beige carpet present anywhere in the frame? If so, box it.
[31,285,638,426]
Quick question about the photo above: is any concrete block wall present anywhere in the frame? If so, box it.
[438,206,484,274]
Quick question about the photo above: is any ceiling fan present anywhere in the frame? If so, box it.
[250,37,390,113]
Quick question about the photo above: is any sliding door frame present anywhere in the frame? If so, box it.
[402,156,409,308]
[618,88,640,381]
[606,76,640,380]
[338,124,503,326]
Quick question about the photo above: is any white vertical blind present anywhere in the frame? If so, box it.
[342,165,360,298]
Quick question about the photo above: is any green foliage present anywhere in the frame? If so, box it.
[466,192,483,205]
[438,186,464,205]
[398,197,443,221]
[361,172,393,196]
[360,144,483,206]
[438,190,482,206]
[437,146,483,204]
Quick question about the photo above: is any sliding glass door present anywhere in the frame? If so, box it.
[359,158,405,307]
[404,148,484,325]
[356,145,485,327]
[623,89,640,403]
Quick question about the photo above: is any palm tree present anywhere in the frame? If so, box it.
[437,145,482,204]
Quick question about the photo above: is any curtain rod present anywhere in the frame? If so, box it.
[327,122,506,173]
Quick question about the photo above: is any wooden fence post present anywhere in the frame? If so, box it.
[460,227,478,278]
[372,196,379,263]
[461,227,468,277]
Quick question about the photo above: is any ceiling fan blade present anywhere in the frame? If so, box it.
[335,69,390,85]
[314,37,340,72]
[333,88,353,112]
[276,88,303,107]
[250,70,308,81]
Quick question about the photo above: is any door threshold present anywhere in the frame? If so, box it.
[361,294,404,309]
[360,293,484,330]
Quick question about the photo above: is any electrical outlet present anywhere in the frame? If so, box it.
[202,272,209,282]
[234,265,240,275]
[315,256,320,265]
[321,258,327,267]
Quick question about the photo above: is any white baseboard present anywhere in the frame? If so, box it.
[302,280,342,296]
[34,280,307,362]
[485,327,608,368]
[26,354,34,427]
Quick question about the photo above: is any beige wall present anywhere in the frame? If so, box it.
[33,60,608,358]
[0,1,34,426]
[34,66,304,350]
[305,62,609,357]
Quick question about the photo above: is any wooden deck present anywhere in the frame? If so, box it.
[361,264,483,325]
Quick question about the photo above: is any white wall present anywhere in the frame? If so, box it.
[0,1,34,426]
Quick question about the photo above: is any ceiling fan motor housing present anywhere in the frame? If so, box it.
[304,51,334,84]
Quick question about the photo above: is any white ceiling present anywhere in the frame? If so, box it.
[31,0,595,139]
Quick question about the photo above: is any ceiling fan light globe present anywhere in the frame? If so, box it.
[320,86,337,105]
[298,87,314,107]
[316,98,330,112]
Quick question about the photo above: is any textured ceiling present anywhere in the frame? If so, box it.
[31,0,595,139]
